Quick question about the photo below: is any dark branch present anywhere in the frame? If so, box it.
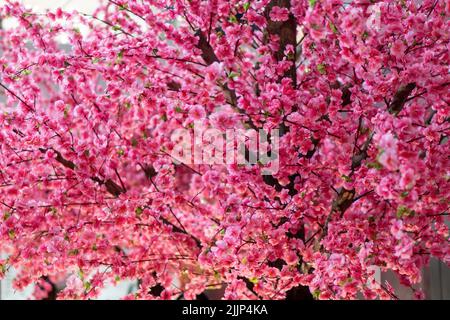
[388,83,416,115]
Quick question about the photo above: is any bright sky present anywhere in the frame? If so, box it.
[0,0,100,14]
[0,0,103,41]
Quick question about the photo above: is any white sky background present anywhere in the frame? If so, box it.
[0,0,151,42]
[0,0,104,41]
[0,0,100,14]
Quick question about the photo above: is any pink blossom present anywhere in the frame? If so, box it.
[378,149,399,171]
[65,274,84,292]
[391,40,406,58]
[390,219,404,240]
[54,100,66,112]
[399,167,416,189]
[188,105,206,120]
[395,236,414,260]
[270,6,290,22]
[204,61,223,84]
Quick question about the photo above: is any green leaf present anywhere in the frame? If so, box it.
[396,205,410,219]
[174,106,183,113]
[229,15,238,23]
[116,50,124,64]
[312,290,321,299]
[112,25,122,31]
[21,69,32,76]
[68,249,79,256]
[367,161,383,170]
[63,106,70,118]
[329,22,338,34]
[317,63,326,75]
[362,30,369,40]
[8,230,15,240]
[249,277,258,284]
[243,3,250,11]
[135,206,143,217]
[309,0,318,8]
[228,71,239,79]
[84,281,91,291]
[3,211,11,220]
[341,174,352,182]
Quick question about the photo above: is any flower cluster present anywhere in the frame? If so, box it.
[0,0,448,300]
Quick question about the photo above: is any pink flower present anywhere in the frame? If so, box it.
[378,150,399,171]
[270,6,290,22]
[378,132,399,171]
[379,132,397,150]
[65,274,83,292]
[391,40,406,58]
[54,100,66,112]
[390,219,404,240]
[215,240,228,249]
[204,62,223,84]
[209,110,236,130]
[395,236,414,260]
[285,251,299,265]
[45,149,56,160]
[188,105,206,120]
[399,167,416,189]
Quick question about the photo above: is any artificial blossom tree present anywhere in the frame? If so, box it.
[0,0,448,299]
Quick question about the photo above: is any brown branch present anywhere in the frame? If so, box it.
[388,83,416,115]
[237,276,262,299]
[320,187,356,241]
[351,132,374,171]
[195,31,219,65]
[39,148,75,170]
[38,148,125,197]
[159,216,202,248]
[264,0,297,87]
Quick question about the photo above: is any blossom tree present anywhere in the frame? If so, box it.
[0,0,448,300]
